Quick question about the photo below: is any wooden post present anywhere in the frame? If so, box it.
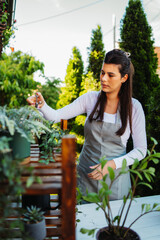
[61,119,68,130]
[61,135,76,240]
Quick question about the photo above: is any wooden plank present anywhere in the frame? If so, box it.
[21,176,62,183]
[22,168,62,176]
[25,162,62,169]
[23,183,62,195]
[61,119,68,130]
[45,218,61,226]
[46,227,62,237]
[61,135,76,240]
[45,209,61,217]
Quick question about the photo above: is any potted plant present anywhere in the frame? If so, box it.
[22,120,67,213]
[23,205,46,240]
[0,136,24,238]
[38,120,67,164]
[0,105,50,160]
[79,137,160,240]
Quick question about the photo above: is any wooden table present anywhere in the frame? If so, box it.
[76,195,160,240]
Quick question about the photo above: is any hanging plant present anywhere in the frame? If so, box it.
[0,0,16,53]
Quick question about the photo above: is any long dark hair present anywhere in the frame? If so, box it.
[89,49,134,136]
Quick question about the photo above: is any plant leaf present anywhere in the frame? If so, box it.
[83,192,100,203]
[137,182,152,189]
[80,228,96,237]
[131,159,139,170]
[151,137,158,145]
[129,169,143,180]
[108,166,115,181]
[26,176,34,187]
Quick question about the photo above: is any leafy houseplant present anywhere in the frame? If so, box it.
[22,120,67,212]
[38,120,67,164]
[0,136,24,238]
[23,205,46,240]
[79,138,160,240]
[0,105,50,159]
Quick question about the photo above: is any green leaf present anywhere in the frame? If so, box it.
[130,173,136,185]
[26,176,34,187]
[105,190,112,196]
[108,166,115,181]
[155,206,160,211]
[147,149,151,156]
[83,192,100,203]
[140,161,148,170]
[147,167,155,176]
[113,215,120,223]
[80,228,96,237]
[121,158,127,171]
[100,181,109,190]
[141,203,145,212]
[4,116,15,135]
[103,174,108,181]
[151,158,159,164]
[152,203,159,209]
[137,182,152,189]
[100,157,108,170]
[151,153,160,158]
[144,172,151,182]
[145,204,151,212]
[35,176,42,184]
[151,137,158,145]
[102,197,107,209]
[131,159,139,170]
[123,195,127,204]
[129,169,143,180]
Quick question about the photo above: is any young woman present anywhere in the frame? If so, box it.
[27,49,147,200]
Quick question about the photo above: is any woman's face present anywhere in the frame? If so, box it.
[100,63,128,96]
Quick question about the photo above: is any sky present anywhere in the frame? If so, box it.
[7,0,160,84]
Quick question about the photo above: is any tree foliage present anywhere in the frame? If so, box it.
[120,0,159,113]
[120,0,160,196]
[38,76,61,109]
[74,25,104,150]
[0,51,44,107]
[87,25,105,82]
[57,47,84,108]
[80,71,101,96]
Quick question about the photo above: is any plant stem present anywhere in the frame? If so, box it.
[121,175,139,228]
[117,191,130,227]
[123,210,157,238]
[97,202,111,227]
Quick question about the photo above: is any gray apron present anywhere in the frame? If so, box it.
[77,110,131,200]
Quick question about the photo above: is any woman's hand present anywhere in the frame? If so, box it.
[88,160,116,180]
[27,92,45,108]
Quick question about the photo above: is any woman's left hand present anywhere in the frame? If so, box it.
[88,160,116,180]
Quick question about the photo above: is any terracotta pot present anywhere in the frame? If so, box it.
[96,226,141,240]
[24,218,46,240]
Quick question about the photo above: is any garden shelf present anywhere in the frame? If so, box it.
[2,120,76,240]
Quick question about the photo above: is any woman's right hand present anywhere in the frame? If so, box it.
[27,92,45,108]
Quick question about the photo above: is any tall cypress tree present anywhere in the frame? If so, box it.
[120,0,159,113]
[57,47,83,108]
[87,25,105,82]
[75,25,105,152]
[120,0,160,196]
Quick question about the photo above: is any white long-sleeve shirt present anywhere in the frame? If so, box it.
[39,91,147,169]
